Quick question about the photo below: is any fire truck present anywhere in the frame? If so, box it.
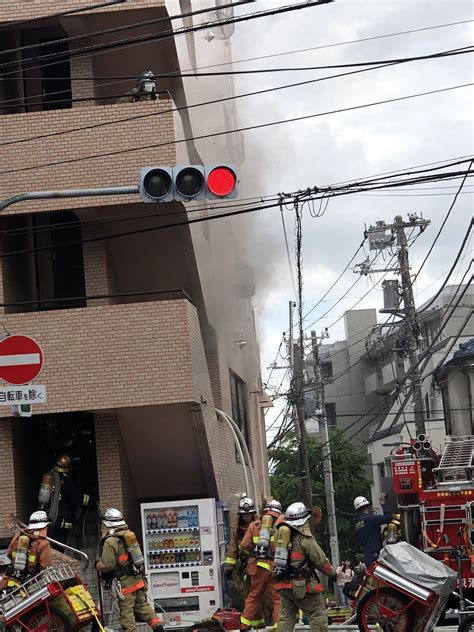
[390,434,474,592]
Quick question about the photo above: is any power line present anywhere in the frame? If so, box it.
[0,0,252,59]
[0,1,332,78]
[0,51,433,137]
[0,0,127,32]
[1,168,471,260]
[2,82,471,176]
[413,160,474,282]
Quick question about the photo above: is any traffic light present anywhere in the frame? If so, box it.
[139,164,238,202]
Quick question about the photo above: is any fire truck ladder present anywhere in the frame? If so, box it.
[434,437,474,485]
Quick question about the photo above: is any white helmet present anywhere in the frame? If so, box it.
[27,510,50,530]
[238,496,256,514]
[264,500,283,516]
[354,496,371,511]
[102,507,126,528]
[284,502,311,526]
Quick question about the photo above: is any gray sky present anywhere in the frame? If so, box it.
[230,0,473,441]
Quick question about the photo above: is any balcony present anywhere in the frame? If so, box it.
[0,98,175,214]
[0,297,208,416]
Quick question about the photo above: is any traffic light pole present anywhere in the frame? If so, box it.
[311,330,341,585]
[0,185,139,212]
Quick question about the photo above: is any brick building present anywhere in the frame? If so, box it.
[0,0,270,548]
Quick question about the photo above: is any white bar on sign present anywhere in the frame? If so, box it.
[0,353,41,367]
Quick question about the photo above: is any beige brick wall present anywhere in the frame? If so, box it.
[0,0,165,22]
[0,99,175,214]
[0,299,204,416]
[82,223,111,304]
[95,410,140,535]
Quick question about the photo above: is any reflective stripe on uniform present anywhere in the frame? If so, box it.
[240,616,265,627]
[28,554,36,562]
[257,560,271,571]
[225,557,237,565]
[121,580,145,594]
[149,618,162,627]
[290,551,304,561]
[252,536,259,544]
[118,553,129,562]
[82,494,90,506]
[61,520,73,529]
[275,581,293,590]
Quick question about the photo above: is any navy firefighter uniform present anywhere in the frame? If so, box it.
[354,495,392,567]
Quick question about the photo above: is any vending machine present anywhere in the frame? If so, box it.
[141,498,224,627]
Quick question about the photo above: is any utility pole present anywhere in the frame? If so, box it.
[311,330,341,580]
[288,301,300,439]
[392,216,426,436]
[363,214,430,437]
[293,342,313,509]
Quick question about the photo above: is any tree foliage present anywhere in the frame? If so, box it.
[269,429,371,561]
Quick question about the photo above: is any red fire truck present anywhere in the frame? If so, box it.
[391,434,474,592]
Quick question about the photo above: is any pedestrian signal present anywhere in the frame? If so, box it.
[139,165,238,202]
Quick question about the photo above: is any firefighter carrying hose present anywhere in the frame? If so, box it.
[224,496,257,578]
[274,502,336,632]
[239,500,282,630]
[5,511,52,589]
[96,508,164,632]
[38,453,90,544]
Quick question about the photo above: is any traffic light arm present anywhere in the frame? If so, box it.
[0,185,139,212]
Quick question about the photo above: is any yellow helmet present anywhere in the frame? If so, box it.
[56,453,73,473]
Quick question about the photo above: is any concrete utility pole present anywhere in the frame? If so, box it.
[364,214,430,437]
[392,216,426,436]
[288,301,300,439]
[311,330,341,580]
[293,341,313,509]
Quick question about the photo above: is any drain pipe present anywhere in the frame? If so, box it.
[216,408,258,504]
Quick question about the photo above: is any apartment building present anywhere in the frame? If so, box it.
[0,0,270,547]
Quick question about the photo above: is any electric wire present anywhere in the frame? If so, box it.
[2,82,471,176]
[0,1,332,78]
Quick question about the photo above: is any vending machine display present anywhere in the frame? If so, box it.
[141,498,223,627]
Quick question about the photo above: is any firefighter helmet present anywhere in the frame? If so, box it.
[137,70,156,93]
[56,454,73,473]
[264,499,282,517]
[102,507,126,528]
[238,496,256,514]
[284,502,311,526]
[354,496,371,511]
[27,511,50,530]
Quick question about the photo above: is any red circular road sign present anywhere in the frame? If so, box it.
[0,335,44,385]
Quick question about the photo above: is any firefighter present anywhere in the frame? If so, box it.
[224,496,257,576]
[354,495,392,567]
[5,511,52,587]
[274,502,336,632]
[239,500,282,630]
[117,71,157,103]
[96,508,163,632]
[39,453,90,544]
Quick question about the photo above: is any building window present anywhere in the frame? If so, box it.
[378,462,386,478]
[325,402,337,428]
[321,361,333,381]
[229,370,251,462]
[1,212,86,313]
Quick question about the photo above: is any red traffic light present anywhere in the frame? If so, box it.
[206,166,237,197]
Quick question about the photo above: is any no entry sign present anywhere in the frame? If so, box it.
[0,335,44,385]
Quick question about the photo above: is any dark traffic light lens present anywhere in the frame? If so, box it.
[143,169,172,199]
[175,167,204,198]
[207,166,236,197]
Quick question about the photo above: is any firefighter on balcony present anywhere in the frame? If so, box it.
[354,494,392,567]
[239,500,282,630]
[38,453,90,544]
[117,71,157,103]
[224,496,257,579]
[274,502,336,632]
[96,508,164,632]
[5,511,52,589]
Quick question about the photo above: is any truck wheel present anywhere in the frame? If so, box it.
[22,605,73,632]
[357,587,414,632]
[458,615,474,632]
